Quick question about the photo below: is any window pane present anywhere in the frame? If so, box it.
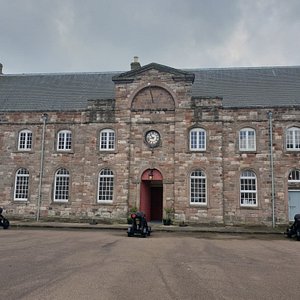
[240,171,257,206]
[190,129,206,150]
[198,131,205,149]
[101,131,108,149]
[98,169,114,201]
[287,127,300,150]
[190,170,206,204]
[295,130,300,148]
[14,168,29,200]
[54,169,69,201]
[190,131,197,149]
[65,132,72,149]
[248,131,255,149]
[58,131,72,151]
[286,130,294,149]
[18,130,32,150]
[288,169,300,182]
[100,130,115,150]
[240,129,256,151]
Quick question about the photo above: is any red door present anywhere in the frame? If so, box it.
[151,186,163,221]
[140,181,151,221]
[140,169,163,222]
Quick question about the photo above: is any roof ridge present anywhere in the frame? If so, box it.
[185,65,300,72]
[1,71,122,77]
[2,65,300,76]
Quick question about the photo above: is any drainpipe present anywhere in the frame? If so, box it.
[36,113,48,221]
[268,111,275,228]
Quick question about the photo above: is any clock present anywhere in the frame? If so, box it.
[145,130,160,147]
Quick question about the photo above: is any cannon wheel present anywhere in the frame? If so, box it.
[2,219,9,229]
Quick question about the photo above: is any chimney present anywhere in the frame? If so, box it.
[0,63,3,74]
[130,56,141,70]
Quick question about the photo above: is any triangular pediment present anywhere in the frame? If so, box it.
[112,62,195,83]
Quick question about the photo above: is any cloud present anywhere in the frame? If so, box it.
[0,0,300,73]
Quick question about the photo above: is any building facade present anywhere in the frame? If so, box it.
[1,60,300,226]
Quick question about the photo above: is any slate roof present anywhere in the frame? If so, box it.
[0,72,116,112]
[1,65,300,111]
[191,66,300,107]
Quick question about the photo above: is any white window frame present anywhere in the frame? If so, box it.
[240,170,257,207]
[189,128,206,151]
[14,168,29,201]
[54,168,70,202]
[98,169,114,203]
[288,169,300,182]
[239,128,256,151]
[190,170,207,205]
[100,129,115,151]
[18,129,32,151]
[286,127,300,151]
[57,130,72,151]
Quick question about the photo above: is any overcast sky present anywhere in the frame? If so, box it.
[1,0,300,74]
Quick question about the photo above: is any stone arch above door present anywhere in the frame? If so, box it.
[141,168,163,181]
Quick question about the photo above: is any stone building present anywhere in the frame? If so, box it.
[1,59,300,226]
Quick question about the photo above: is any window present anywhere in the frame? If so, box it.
[240,170,257,207]
[189,128,206,151]
[288,169,300,182]
[98,169,114,202]
[239,128,256,151]
[286,127,300,150]
[14,168,29,201]
[54,168,69,202]
[190,170,207,204]
[100,129,115,151]
[57,130,72,151]
[18,130,32,151]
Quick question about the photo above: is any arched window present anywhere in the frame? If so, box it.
[240,170,257,206]
[98,169,114,202]
[14,168,29,201]
[239,128,256,151]
[286,127,300,150]
[190,170,207,204]
[54,168,69,202]
[57,130,72,151]
[288,169,300,182]
[189,128,206,151]
[18,130,32,151]
[100,129,115,151]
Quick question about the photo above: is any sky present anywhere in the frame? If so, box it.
[1,0,300,74]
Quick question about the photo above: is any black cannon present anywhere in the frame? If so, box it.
[0,207,10,229]
[286,214,300,241]
[127,211,151,237]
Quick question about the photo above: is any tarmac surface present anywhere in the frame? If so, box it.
[1,225,298,300]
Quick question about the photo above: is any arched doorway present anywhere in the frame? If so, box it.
[140,169,163,222]
[288,169,300,221]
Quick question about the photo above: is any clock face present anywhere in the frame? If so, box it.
[145,130,160,147]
